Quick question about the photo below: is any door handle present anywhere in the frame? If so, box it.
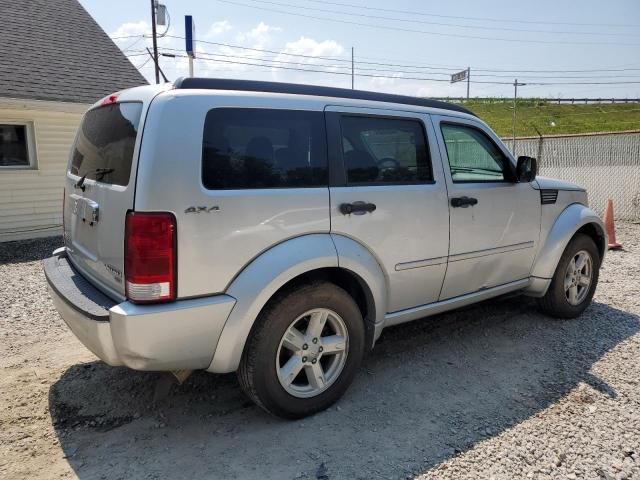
[450,196,478,208]
[340,202,377,215]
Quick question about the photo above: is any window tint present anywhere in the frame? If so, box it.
[202,109,327,190]
[340,116,432,185]
[0,124,29,167]
[441,123,507,183]
[70,102,143,186]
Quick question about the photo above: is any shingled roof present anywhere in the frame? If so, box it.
[0,0,148,104]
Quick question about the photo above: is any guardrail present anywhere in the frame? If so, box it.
[430,97,640,105]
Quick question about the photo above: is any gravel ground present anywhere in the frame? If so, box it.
[0,224,639,480]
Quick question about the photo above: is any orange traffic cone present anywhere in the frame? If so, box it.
[603,199,622,250]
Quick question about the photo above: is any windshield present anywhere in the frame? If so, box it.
[70,102,143,187]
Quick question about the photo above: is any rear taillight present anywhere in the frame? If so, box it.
[125,212,177,303]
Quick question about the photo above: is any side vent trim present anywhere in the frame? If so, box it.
[540,189,559,205]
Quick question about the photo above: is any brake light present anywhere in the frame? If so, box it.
[125,212,177,303]
[99,94,119,106]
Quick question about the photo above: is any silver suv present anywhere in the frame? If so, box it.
[45,78,606,418]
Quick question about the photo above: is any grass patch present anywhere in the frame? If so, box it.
[462,100,640,137]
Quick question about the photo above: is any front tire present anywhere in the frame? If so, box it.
[238,282,365,419]
[537,233,600,318]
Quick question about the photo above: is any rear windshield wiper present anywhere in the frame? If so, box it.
[95,167,115,179]
[74,168,115,191]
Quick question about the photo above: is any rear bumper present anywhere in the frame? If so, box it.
[44,251,236,371]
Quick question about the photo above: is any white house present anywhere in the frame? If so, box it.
[0,0,147,241]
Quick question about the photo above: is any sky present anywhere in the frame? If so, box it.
[78,0,640,98]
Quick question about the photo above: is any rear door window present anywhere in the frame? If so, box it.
[202,108,328,189]
[339,115,432,185]
[70,102,143,187]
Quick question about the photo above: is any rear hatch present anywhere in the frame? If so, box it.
[63,95,146,299]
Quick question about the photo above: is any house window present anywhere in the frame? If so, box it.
[0,122,37,169]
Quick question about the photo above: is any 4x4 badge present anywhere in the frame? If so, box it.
[185,206,221,214]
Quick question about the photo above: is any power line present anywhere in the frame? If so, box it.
[331,52,640,73]
[161,52,640,86]
[135,56,153,69]
[471,66,640,74]
[161,37,640,77]
[212,0,640,46]
[243,0,640,37]
[121,35,146,52]
[151,44,640,81]
[165,35,352,63]
[167,51,500,83]
[158,46,351,70]
[153,46,640,80]
[129,34,640,75]
[301,0,640,29]
[158,47,458,77]
[110,34,145,40]
[464,72,640,80]
[332,54,640,73]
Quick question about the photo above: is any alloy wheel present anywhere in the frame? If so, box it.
[276,308,349,398]
[564,249,593,306]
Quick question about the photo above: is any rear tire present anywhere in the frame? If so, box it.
[237,282,365,419]
[537,233,600,318]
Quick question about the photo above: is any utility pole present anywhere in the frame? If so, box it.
[150,0,159,84]
[512,79,526,155]
[146,48,169,82]
[466,67,470,100]
[351,47,354,90]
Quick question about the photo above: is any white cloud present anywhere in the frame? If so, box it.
[415,85,437,97]
[279,37,344,61]
[236,22,282,48]
[205,20,233,38]
[110,20,440,94]
[361,78,437,98]
[367,74,402,88]
[110,21,150,40]
[269,37,346,84]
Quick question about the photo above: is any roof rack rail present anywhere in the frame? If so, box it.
[173,77,476,116]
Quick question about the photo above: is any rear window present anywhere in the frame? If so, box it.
[202,108,327,190]
[70,102,143,187]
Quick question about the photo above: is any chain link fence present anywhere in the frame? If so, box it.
[512,131,640,221]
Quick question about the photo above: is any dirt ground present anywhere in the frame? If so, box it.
[1,224,639,480]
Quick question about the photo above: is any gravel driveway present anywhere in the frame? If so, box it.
[1,224,639,480]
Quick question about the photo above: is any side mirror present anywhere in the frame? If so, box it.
[516,156,537,182]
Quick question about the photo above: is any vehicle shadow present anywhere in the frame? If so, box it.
[0,235,62,265]
[49,297,639,480]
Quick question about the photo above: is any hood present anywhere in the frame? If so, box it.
[534,176,585,192]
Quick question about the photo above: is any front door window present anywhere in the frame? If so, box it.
[441,123,507,183]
